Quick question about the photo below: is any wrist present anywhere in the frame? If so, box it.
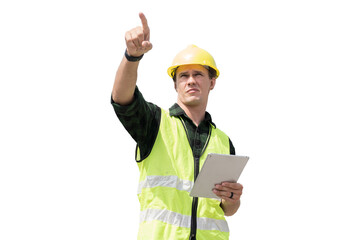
[221,199,240,216]
[125,49,144,62]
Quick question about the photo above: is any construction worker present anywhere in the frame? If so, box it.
[111,12,244,240]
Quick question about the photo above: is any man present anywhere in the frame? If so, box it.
[111,13,244,240]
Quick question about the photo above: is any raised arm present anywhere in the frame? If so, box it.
[112,12,152,105]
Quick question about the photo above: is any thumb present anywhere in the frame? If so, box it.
[142,41,153,52]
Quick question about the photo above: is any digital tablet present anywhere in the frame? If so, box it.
[189,153,249,199]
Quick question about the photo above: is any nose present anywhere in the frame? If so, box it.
[187,75,196,85]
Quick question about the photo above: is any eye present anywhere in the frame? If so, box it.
[193,71,204,76]
[179,73,189,78]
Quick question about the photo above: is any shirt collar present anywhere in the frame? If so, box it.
[169,103,216,128]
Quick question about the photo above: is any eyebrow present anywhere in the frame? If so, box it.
[179,70,204,76]
[179,72,189,77]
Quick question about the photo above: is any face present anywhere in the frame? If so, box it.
[174,64,216,107]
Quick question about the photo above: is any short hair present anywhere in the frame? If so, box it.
[171,66,217,82]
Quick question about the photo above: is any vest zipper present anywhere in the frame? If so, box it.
[179,117,212,240]
[190,154,200,240]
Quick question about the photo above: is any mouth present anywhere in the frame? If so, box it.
[186,88,199,93]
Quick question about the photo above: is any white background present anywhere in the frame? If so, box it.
[1,0,359,239]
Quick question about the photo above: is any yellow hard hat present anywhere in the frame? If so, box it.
[167,44,220,79]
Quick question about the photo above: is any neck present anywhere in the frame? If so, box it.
[177,101,207,127]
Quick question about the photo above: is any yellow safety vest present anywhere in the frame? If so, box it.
[136,108,230,240]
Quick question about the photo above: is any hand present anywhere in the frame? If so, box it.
[125,12,152,57]
[213,182,243,203]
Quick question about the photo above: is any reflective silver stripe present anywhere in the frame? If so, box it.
[197,216,229,232]
[140,208,190,228]
[140,208,229,232]
[138,175,194,194]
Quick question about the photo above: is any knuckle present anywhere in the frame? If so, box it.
[137,33,144,41]
[136,26,143,34]
[125,37,132,44]
[125,32,131,39]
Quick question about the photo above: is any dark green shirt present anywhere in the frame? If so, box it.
[111,86,235,160]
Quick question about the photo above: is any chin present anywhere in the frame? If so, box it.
[178,95,204,106]
[184,99,202,106]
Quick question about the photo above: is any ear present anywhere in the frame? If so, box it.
[209,77,216,90]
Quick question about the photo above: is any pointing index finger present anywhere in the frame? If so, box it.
[139,12,149,32]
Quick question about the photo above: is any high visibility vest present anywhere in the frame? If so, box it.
[136,108,231,240]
